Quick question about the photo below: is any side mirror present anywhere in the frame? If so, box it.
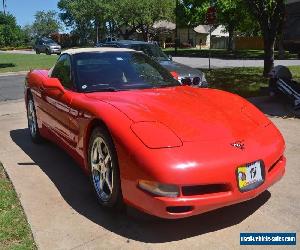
[43,78,65,93]
[168,55,173,61]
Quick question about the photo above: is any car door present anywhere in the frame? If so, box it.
[42,54,75,147]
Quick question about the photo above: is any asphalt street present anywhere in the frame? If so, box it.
[0,74,299,249]
[1,49,300,68]
[0,74,25,101]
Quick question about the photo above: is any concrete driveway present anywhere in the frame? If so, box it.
[0,76,299,249]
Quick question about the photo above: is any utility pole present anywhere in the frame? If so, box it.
[2,0,6,14]
[175,0,178,56]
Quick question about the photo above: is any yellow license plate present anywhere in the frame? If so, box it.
[237,161,264,192]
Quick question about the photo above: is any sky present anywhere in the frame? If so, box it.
[3,0,60,27]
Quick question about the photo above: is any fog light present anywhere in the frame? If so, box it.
[138,180,179,197]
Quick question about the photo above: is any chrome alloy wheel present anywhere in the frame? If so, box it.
[91,137,113,202]
[27,99,37,137]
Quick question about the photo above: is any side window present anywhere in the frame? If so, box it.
[51,54,73,89]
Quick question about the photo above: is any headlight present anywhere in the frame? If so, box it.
[138,180,179,197]
[131,121,182,149]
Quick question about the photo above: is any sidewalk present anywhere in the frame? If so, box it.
[173,57,300,69]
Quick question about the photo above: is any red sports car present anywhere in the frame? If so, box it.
[25,48,286,219]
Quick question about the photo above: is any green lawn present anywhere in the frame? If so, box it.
[0,163,36,250]
[0,52,299,98]
[204,66,300,97]
[163,48,299,60]
[0,54,58,73]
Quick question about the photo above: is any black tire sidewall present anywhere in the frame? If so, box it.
[88,127,123,209]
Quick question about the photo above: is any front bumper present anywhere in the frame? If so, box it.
[49,48,61,53]
[119,121,286,219]
[123,156,285,219]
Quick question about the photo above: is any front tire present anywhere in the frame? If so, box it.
[88,126,123,210]
[27,96,42,143]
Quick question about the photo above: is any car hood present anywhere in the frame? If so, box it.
[85,87,266,142]
[159,60,202,78]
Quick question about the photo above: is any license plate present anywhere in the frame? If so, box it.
[237,161,264,192]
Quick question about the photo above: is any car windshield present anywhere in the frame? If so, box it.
[129,44,169,61]
[74,51,179,92]
[43,39,56,44]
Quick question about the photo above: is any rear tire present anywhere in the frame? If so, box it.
[88,126,124,210]
[27,95,42,143]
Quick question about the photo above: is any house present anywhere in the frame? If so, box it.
[152,21,228,49]
[283,0,300,54]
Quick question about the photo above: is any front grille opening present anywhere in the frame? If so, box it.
[166,206,193,214]
[268,156,283,173]
[182,184,230,196]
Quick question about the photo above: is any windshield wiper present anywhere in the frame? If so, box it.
[84,87,119,93]
[98,87,119,92]
[152,83,179,88]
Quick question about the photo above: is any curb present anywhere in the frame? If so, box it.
[0,71,28,77]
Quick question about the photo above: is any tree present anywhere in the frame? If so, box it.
[177,0,208,43]
[0,12,23,47]
[58,0,108,44]
[216,0,254,51]
[32,10,61,37]
[245,0,285,76]
[22,24,35,45]
[176,0,258,50]
[58,0,174,43]
[108,0,174,41]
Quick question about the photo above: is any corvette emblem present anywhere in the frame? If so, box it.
[231,141,245,150]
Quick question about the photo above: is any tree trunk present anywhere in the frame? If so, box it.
[141,26,148,42]
[263,34,275,77]
[227,25,234,51]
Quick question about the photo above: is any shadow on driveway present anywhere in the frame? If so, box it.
[10,128,270,243]
[249,96,300,119]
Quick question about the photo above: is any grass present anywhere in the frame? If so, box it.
[0,54,58,73]
[203,66,300,97]
[0,163,36,250]
[0,52,299,98]
[163,48,299,60]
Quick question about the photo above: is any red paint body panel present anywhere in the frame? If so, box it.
[25,69,286,219]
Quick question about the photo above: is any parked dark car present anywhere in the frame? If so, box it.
[98,40,208,87]
[34,38,61,55]
[95,37,118,47]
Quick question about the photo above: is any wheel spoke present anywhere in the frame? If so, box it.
[99,173,105,190]
[105,175,113,193]
[97,140,104,159]
[92,145,98,162]
[104,154,111,166]
[92,162,100,172]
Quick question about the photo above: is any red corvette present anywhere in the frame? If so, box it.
[25,48,286,219]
